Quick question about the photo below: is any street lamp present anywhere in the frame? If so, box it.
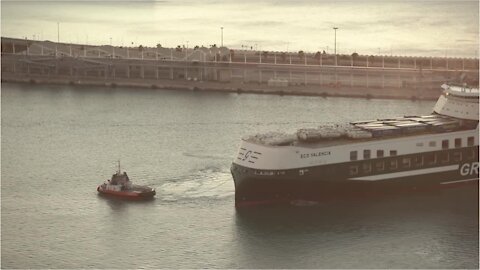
[221,27,224,47]
[333,26,338,65]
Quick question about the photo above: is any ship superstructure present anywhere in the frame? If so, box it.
[231,84,479,207]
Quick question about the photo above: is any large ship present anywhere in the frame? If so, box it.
[231,84,479,207]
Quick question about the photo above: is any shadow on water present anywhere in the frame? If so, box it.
[233,186,478,268]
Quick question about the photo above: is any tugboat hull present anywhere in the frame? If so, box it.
[97,186,156,199]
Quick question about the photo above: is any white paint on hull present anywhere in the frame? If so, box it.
[347,165,460,181]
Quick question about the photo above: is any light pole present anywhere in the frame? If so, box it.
[221,27,224,47]
[333,27,338,65]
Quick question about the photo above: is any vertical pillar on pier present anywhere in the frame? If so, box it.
[289,70,292,84]
[259,53,262,64]
[366,57,369,68]
[243,69,246,83]
[446,58,449,70]
[105,67,108,80]
[382,56,385,69]
[156,66,159,79]
[84,48,86,57]
[141,66,145,79]
[113,66,116,79]
[414,58,416,69]
[41,46,44,55]
[244,54,246,63]
[351,56,353,67]
[127,65,130,78]
[127,48,129,59]
[12,42,16,54]
[350,73,353,88]
[304,56,307,66]
[289,55,292,65]
[430,58,433,70]
[70,45,72,57]
[259,70,262,83]
[320,55,322,66]
[98,50,100,58]
[274,53,277,65]
[462,59,465,71]
[113,47,115,59]
[304,71,307,85]
[170,68,174,80]
[397,74,401,88]
[318,70,322,86]
[398,58,400,69]
[274,70,277,79]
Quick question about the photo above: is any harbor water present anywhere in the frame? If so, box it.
[1,83,478,268]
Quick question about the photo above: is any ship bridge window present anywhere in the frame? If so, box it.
[467,137,474,146]
[442,140,449,149]
[454,138,462,148]
[350,151,358,161]
[363,150,371,159]
[377,150,384,158]
[390,150,397,156]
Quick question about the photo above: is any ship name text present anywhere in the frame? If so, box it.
[300,151,331,159]
[460,162,479,176]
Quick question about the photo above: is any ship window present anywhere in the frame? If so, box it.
[454,138,462,148]
[467,137,474,146]
[390,159,398,170]
[375,161,385,172]
[377,150,384,158]
[467,149,476,160]
[349,165,359,176]
[414,156,424,167]
[425,153,437,165]
[442,140,449,149]
[402,157,411,168]
[364,150,371,160]
[453,151,462,162]
[441,152,450,164]
[390,150,397,156]
[350,151,358,161]
[416,142,424,147]
[362,163,372,173]
[429,141,436,147]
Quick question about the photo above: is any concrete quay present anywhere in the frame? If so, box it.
[2,37,479,100]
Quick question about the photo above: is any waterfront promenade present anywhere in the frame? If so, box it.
[2,37,478,100]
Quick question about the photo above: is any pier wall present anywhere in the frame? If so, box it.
[2,37,478,100]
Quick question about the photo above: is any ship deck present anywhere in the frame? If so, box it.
[244,114,478,148]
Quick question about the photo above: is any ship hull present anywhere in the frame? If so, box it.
[231,147,479,207]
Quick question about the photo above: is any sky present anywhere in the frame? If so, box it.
[1,0,479,58]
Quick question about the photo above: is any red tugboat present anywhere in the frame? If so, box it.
[97,162,156,199]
